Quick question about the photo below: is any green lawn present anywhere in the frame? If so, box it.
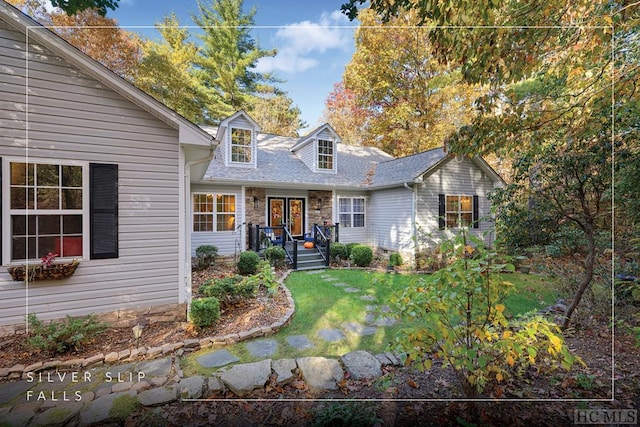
[182,269,558,376]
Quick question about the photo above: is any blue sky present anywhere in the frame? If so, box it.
[107,0,359,131]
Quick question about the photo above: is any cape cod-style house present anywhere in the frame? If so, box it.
[0,1,504,332]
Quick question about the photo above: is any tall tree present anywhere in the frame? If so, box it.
[248,85,306,137]
[343,1,639,328]
[193,0,276,122]
[8,0,119,16]
[50,8,141,80]
[135,14,210,123]
[334,8,483,156]
[323,82,368,146]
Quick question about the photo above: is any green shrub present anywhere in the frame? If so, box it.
[27,313,108,354]
[242,261,280,297]
[237,250,260,275]
[350,245,373,267]
[264,246,287,268]
[200,275,256,307]
[330,242,348,260]
[389,252,403,266]
[390,230,581,398]
[346,242,360,258]
[195,245,218,269]
[189,297,221,328]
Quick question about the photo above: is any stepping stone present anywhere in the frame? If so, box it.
[341,350,383,380]
[32,401,83,427]
[178,376,205,399]
[135,357,173,377]
[343,287,361,293]
[246,339,278,358]
[332,282,348,287]
[196,349,239,368]
[322,277,338,282]
[286,335,315,351]
[317,329,346,342]
[296,357,344,391]
[360,295,376,301]
[306,270,325,275]
[80,390,137,425]
[365,305,377,311]
[375,353,393,365]
[364,314,398,327]
[219,359,272,397]
[272,359,297,386]
[138,386,177,406]
[341,322,378,336]
[0,380,33,405]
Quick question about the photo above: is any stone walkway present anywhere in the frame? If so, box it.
[0,270,404,426]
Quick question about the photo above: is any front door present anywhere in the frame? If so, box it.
[268,197,305,238]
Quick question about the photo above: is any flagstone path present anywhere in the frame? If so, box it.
[0,270,405,426]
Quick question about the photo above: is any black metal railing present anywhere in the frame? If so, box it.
[248,222,297,268]
[313,223,331,267]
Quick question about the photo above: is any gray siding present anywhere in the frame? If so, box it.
[190,184,244,257]
[0,22,181,325]
[295,142,316,172]
[335,191,369,244]
[368,187,414,254]
[416,157,496,251]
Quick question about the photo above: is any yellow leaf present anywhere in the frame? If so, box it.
[549,334,562,350]
[496,372,503,382]
[502,330,512,339]
[495,304,505,313]
[507,355,515,367]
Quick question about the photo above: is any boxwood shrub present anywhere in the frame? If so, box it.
[190,297,221,328]
[350,245,373,267]
[264,246,287,267]
[330,242,348,260]
[237,250,260,275]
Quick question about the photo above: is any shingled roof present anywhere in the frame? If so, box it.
[200,128,464,189]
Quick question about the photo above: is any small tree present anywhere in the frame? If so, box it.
[390,230,581,401]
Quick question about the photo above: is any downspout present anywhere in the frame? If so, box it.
[404,182,417,263]
[183,142,216,316]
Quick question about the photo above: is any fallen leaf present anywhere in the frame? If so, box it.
[407,378,419,388]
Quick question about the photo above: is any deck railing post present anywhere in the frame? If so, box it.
[313,223,318,246]
[255,224,261,251]
[334,222,339,242]
[292,239,298,270]
[247,223,253,251]
[325,239,330,267]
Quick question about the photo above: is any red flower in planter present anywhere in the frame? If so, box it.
[41,252,59,268]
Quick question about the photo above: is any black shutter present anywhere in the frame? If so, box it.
[438,194,445,230]
[90,163,118,259]
[473,195,479,229]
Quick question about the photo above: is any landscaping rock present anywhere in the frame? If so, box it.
[272,359,297,386]
[343,287,361,293]
[178,376,205,399]
[246,339,278,358]
[138,386,177,406]
[0,409,35,427]
[296,357,343,391]
[360,295,376,301]
[341,350,382,380]
[332,282,348,287]
[207,376,224,393]
[219,360,272,397]
[317,328,346,342]
[0,380,33,405]
[286,335,315,350]
[196,349,239,368]
[80,390,137,426]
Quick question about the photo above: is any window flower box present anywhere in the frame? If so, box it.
[7,260,80,282]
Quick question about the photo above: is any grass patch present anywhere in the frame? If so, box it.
[182,269,559,376]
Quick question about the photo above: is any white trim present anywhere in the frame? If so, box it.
[2,157,89,265]
[228,126,256,167]
[337,196,366,228]
[191,192,238,233]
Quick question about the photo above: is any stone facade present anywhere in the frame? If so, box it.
[245,187,266,228]
[307,190,333,229]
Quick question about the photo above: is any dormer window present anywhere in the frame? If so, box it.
[230,127,252,163]
[318,139,334,170]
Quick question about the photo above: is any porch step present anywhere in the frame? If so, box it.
[294,246,327,271]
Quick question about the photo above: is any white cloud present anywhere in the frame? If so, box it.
[254,11,354,74]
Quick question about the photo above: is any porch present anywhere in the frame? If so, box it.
[247,223,339,271]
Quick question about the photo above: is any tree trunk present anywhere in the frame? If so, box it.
[562,222,596,329]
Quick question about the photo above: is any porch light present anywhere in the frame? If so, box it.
[316,197,322,210]
[253,196,260,210]
[132,324,144,348]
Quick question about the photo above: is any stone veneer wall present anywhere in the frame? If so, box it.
[245,187,266,249]
[0,303,188,337]
[307,190,333,229]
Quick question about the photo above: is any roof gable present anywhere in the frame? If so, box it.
[290,123,341,152]
[0,1,213,148]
